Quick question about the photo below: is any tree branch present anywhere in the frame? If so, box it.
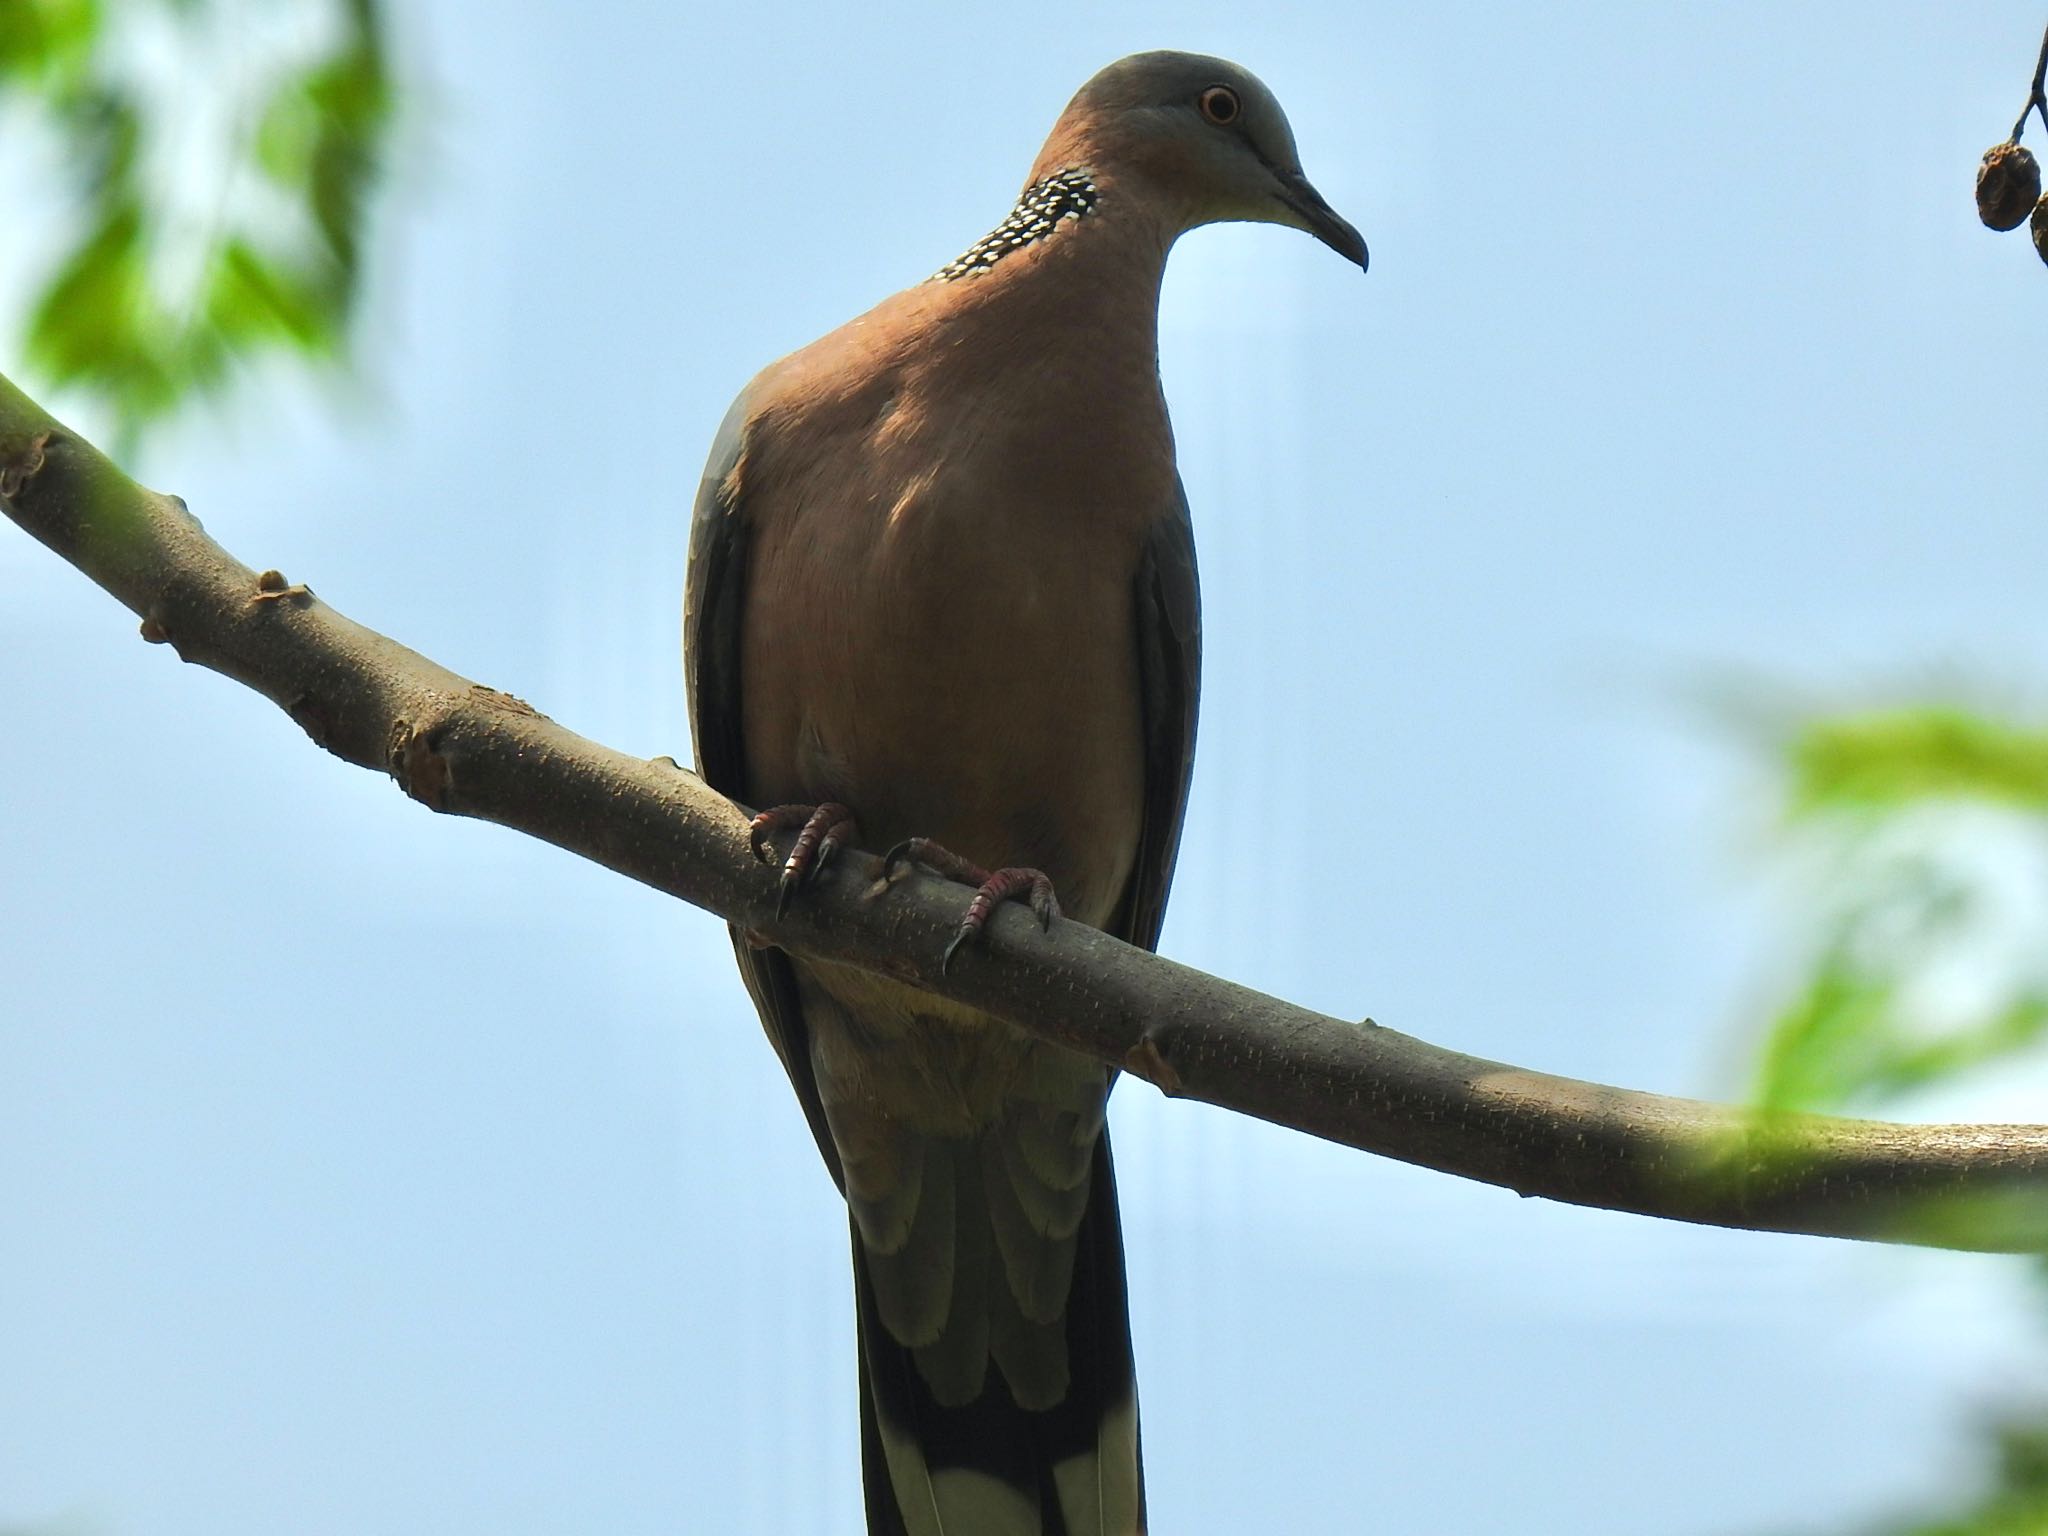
[6,371,2047,1254]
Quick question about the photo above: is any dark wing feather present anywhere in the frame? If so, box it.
[1118,477,1202,953]
[685,393,751,792]
[685,387,844,1188]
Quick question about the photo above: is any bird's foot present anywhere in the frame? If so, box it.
[748,802,859,917]
[869,837,1060,974]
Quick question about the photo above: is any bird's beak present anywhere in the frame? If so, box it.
[1273,169,1368,272]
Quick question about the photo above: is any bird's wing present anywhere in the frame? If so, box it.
[1118,477,1202,953]
[685,385,845,1188]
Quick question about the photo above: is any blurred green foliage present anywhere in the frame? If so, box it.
[0,0,390,454]
[1754,703,2048,1535]
[1790,711,2048,818]
[1753,706,2048,1115]
[1832,1416,2048,1536]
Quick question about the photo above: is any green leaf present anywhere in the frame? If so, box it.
[1751,940,1899,1112]
[24,198,179,420]
[0,0,98,84]
[1788,708,2048,818]
[206,240,336,352]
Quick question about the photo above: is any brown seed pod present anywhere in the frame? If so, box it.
[1977,141,2041,230]
[2033,194,2048,266]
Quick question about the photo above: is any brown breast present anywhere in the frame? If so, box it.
[735,225,1177,929]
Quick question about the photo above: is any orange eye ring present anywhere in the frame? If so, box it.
[1199,86,1240,126]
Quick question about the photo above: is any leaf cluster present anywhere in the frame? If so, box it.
[0,0,391,452]
[1754,708,2048,1115]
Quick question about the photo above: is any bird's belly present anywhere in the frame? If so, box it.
[748,516,1146,932]
[845,637,1135,920]
[749,540,1142,1138]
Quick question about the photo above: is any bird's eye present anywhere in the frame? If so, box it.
[1198,86,1240,126]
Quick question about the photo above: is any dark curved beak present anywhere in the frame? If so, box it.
[1275,169,1368,272]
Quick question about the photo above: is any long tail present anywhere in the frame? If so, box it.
[852,1132,1144,1536]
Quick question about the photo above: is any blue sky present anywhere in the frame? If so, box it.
[6,3,2048,1532]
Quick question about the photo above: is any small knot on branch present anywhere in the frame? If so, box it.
[0,432,52,501]
[469,683,542,719]
[250,569,312,605]
[288,693,335,749]
[390,723,453,810]
[1125,1034,1184,1096]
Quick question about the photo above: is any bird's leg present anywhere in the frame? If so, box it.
[873,838,1061,974]
[748,802,859,917]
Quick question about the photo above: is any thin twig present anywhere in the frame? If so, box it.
[2009,18,2048,143]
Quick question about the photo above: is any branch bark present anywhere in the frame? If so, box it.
[6,372,2047,1254]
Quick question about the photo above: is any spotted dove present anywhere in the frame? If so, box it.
[686,49,1365,1536]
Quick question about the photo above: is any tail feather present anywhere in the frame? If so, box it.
[855,1133,1143,1536]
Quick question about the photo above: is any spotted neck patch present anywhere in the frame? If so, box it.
[934,167,1099,282]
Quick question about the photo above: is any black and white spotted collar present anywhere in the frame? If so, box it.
[933,167,1100,282]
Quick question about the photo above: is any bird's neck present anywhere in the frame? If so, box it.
[929,163,1177,359]
[904,169,1177,501]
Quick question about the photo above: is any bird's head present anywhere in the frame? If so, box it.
[1031,51,1367,271]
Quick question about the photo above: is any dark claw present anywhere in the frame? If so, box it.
[942,925,974,976]
[750,803,858,915]
[936,864,1058,972]
[1029,879,1060,931]
[815,825,848,873]
[747,805,804,864]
